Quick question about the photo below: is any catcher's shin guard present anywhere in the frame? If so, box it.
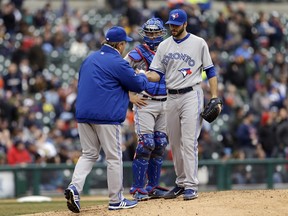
[131,134,155,189]
[147,131,168,188]
[131,158,149,189]
[147,157,162,188]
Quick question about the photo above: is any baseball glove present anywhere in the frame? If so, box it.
[201,97,223,123]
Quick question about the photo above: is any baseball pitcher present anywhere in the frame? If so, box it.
[146,9,222,200]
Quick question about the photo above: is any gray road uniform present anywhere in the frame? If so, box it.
[125,46,167,136]
[150,33,213,192]
[124,43,169,200]
[122,15,169,201]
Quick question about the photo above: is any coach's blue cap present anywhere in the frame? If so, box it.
[165,9,187,26]
[105,26,133,42]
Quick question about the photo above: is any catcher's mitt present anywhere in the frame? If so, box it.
[201,97,223,123]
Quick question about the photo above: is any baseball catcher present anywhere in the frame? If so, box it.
[201,97,223,123]
[124,18,169,201]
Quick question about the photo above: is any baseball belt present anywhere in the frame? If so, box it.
[142,95,167,102]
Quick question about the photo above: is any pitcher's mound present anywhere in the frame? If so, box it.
[24,189,288,216]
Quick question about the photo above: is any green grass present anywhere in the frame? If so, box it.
[0,200,106,216]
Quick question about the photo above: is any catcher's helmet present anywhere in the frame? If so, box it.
[139,18,167,50]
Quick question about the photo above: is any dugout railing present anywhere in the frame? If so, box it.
[0,158,287,198]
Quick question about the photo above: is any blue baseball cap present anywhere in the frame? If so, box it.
[105,26,133,42]
[165,9,187,26]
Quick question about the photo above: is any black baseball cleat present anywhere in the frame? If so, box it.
[163,185,185,199]
[65,184,80,213]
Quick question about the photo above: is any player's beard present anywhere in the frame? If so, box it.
[172,25,185,38]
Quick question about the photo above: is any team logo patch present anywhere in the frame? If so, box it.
[171,13,179,20]
[178,68,192,77]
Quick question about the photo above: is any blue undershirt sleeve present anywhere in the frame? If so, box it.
[205,66,216,79]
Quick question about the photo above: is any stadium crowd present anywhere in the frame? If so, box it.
[0,0,288,186]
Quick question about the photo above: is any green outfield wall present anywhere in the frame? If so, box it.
[0,159,287,198]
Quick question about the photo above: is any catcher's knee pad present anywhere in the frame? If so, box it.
[146,131,168,187]
[152,131,168,157]
[134,134,155,160]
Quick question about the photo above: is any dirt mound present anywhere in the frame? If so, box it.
[23,189,288,216]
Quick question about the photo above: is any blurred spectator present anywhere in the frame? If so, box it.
[57,143,72,164]
[224,56,249,91]
[0,91,19,128]
[41,22,54,54]
[236,111,258,158]
[107,0,125,13]
[19,57,32,93]
[153,5,170,24]
[1,1,18,34]
[228,106,245,148]
[198,129,224,160]
[44,81,60,107]
[28,35,47,72]
[3,62,22,94]
[56,13,76,35]
[11,0,24,11]
[258,111,277,158]
[185,4,202,36]
[76,19,94,46]
[265,75,284,108]
[231,149,246,184]
[271,52,287,82]
[51,30,66,53]
[237,8,254,46]
[252,47,269,74]
[0,118,12,155]
[26,141,44,164]
[57,0,71,18]
[125,0,143,27]
[254,11,275,48]
[275,108,288,156]
[36,131,58,161]
[251,83,271,112]
[69,35,88,58]
[214,12,228,40]
[277,74,287,101]
[234,39,253,60]
[21,8,33,26]
[11,36,34,65]
[246,71,262,99]
[0,152,6,164]
[33,9,47,28]
[223,83,245,114]
[7,138,31,165]
[268,11,284,49]
[28,73,47,93]
[226,12,243,50]
[22,117,42,142]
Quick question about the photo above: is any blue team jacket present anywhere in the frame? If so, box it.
[76,44,148,125]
